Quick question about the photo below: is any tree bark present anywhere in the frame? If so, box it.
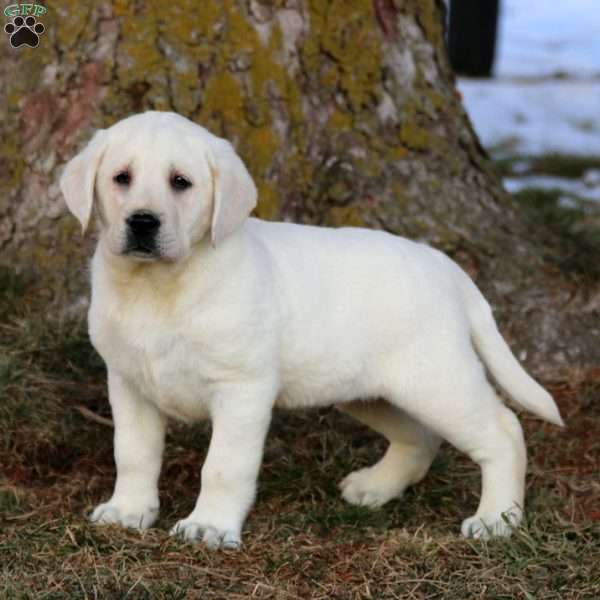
[0,0,598,377]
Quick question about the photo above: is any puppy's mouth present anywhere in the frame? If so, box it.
[125,247,161,260]
[123,238,161,261]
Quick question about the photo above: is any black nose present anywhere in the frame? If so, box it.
[126,212,161,236]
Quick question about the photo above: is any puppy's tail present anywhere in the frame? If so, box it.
[458,269,564,426]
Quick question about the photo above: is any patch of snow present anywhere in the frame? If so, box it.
[459,79,600,157]
[496,0,600,79]
[583,169,600,187]
[504,173,600,203]
[457,0,600,158]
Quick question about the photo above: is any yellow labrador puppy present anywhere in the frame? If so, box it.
[60,111,563,549]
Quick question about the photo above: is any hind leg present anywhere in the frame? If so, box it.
[337,399,441,508]
[384,356,527,539]
[458,403,527,538]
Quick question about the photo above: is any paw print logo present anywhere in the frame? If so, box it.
[4,15,45,48]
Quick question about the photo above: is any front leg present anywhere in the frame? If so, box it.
[171,381,275,549]
[90,370,166,530]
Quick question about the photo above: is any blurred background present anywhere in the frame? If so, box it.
[453,0,600,205]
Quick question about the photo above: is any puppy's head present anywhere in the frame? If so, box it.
[60,111,257,262]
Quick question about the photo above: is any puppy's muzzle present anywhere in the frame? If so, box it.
[125,211,161,257]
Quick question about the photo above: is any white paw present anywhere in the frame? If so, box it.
[339,466,405,508]
[89,500,158,531]
[461,509,522,539]
[170,517,241,550]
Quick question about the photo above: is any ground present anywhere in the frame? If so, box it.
[1,289,599,598]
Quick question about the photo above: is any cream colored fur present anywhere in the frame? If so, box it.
[59,111,563,549]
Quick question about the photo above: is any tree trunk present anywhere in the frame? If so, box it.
[0,0,598,377]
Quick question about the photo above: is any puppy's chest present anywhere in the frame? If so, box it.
[91,309,216,422]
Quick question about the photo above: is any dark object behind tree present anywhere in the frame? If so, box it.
[448,0,499,77]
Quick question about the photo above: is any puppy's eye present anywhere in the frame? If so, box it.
[114,171,131,186]
[171,174,192,191]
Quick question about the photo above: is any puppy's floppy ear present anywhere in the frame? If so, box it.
[59,129,108,234]
[206,136,257,247]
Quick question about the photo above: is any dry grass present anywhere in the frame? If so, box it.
[1,269,599,599]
